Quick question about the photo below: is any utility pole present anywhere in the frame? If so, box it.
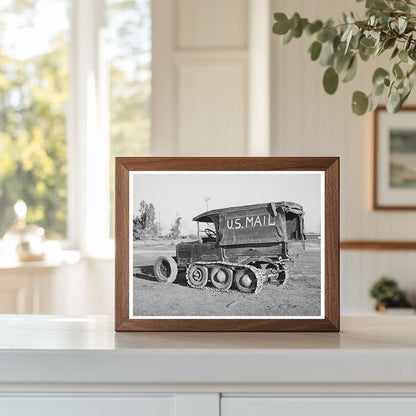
[204,196,211,211]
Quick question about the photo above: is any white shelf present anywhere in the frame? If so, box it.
[0,315,416,387]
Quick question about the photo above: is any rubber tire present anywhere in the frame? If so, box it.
[234,268,257,294]
[210,266,233,291]
[276,269,287,286]
[187,265,208,288]
[153,255,178,283]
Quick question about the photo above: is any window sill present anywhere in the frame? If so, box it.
[0,250,81,271]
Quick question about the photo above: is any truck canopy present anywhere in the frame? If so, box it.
[193,201,305,246]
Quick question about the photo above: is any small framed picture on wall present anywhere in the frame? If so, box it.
[374,106,416,209]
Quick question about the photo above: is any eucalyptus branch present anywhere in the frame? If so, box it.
[272,0,416,115]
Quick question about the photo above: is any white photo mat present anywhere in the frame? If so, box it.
[128,171,325,320]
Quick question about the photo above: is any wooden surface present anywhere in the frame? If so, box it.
[115,157,339,332]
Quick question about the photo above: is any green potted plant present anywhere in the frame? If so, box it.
[369,276,413,312]
[272,0,416,115]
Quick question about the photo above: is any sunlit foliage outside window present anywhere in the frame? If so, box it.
[107,0,151,237]
[0,0,70,238]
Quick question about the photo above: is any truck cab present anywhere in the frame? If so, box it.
[176,216,222,268]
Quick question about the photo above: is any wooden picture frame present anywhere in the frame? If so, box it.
[373,106,416,210]
[115,157,339,332]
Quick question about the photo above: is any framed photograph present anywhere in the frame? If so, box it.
[374,106,416,209]
[115,157,339,332]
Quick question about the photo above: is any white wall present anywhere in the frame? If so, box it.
[152,0,271,156]
[271,0,416,313]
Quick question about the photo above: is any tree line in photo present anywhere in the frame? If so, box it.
[133,200,184,241]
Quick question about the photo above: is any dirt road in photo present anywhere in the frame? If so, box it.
[132,240,321,317]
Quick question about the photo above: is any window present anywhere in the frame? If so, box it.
[0,0,70,239]
[0,0,151,251]
[106,0,151,237]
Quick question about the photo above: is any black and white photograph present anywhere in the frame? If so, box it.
[129,171,324,319]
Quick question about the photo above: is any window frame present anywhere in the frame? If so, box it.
[67,0,111,257]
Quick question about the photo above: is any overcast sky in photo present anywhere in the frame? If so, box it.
[132,172,322,235]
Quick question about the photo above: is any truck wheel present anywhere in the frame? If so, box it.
[153,256,178,283]
[234,269,257,294]
[186,265,208,288]
[210,267,233,290]
[276,270,288,286]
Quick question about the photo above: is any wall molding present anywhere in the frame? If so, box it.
[340,241,416,250]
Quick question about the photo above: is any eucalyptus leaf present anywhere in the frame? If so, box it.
[350,32,361,49]
[405,34,413,50]
[409,44,416,60]
[408,70,416,88]
[273,13,290,34]
[366,0,388,10]
[317,30,328,43]
[391,21,399,34]
[320,41,335,66]
[409,64,416,76]
[383,37,396,50]
[282,29,293,44]
[372,67,389,85]
[334,52,350,72]
[393,0,409,11]
[309,41,322,61]
[397,80,404,89]
[360,37,375,48]
[290,13,301,30]
[387,87,401,112]
[342,56,358,82]
[323,67,339,94]
[341,26,352,43]
[369,30,380,44]
[399,49,408,63]
[391,47,399,59]
[359,44,375,61]
[333,35,341,51]
[347,13,355,24]
[352,91,369,115]
[398,17,407,34]
[393,63,404,79]
[369,92,383,111]
[307,20,323,35]
[345,25,359,52]
[373,82,385,95]
[293,18,309,38]
[401,86,411,105]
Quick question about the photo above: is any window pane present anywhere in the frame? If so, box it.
[106,0,151,237]
[0,0,70,239]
